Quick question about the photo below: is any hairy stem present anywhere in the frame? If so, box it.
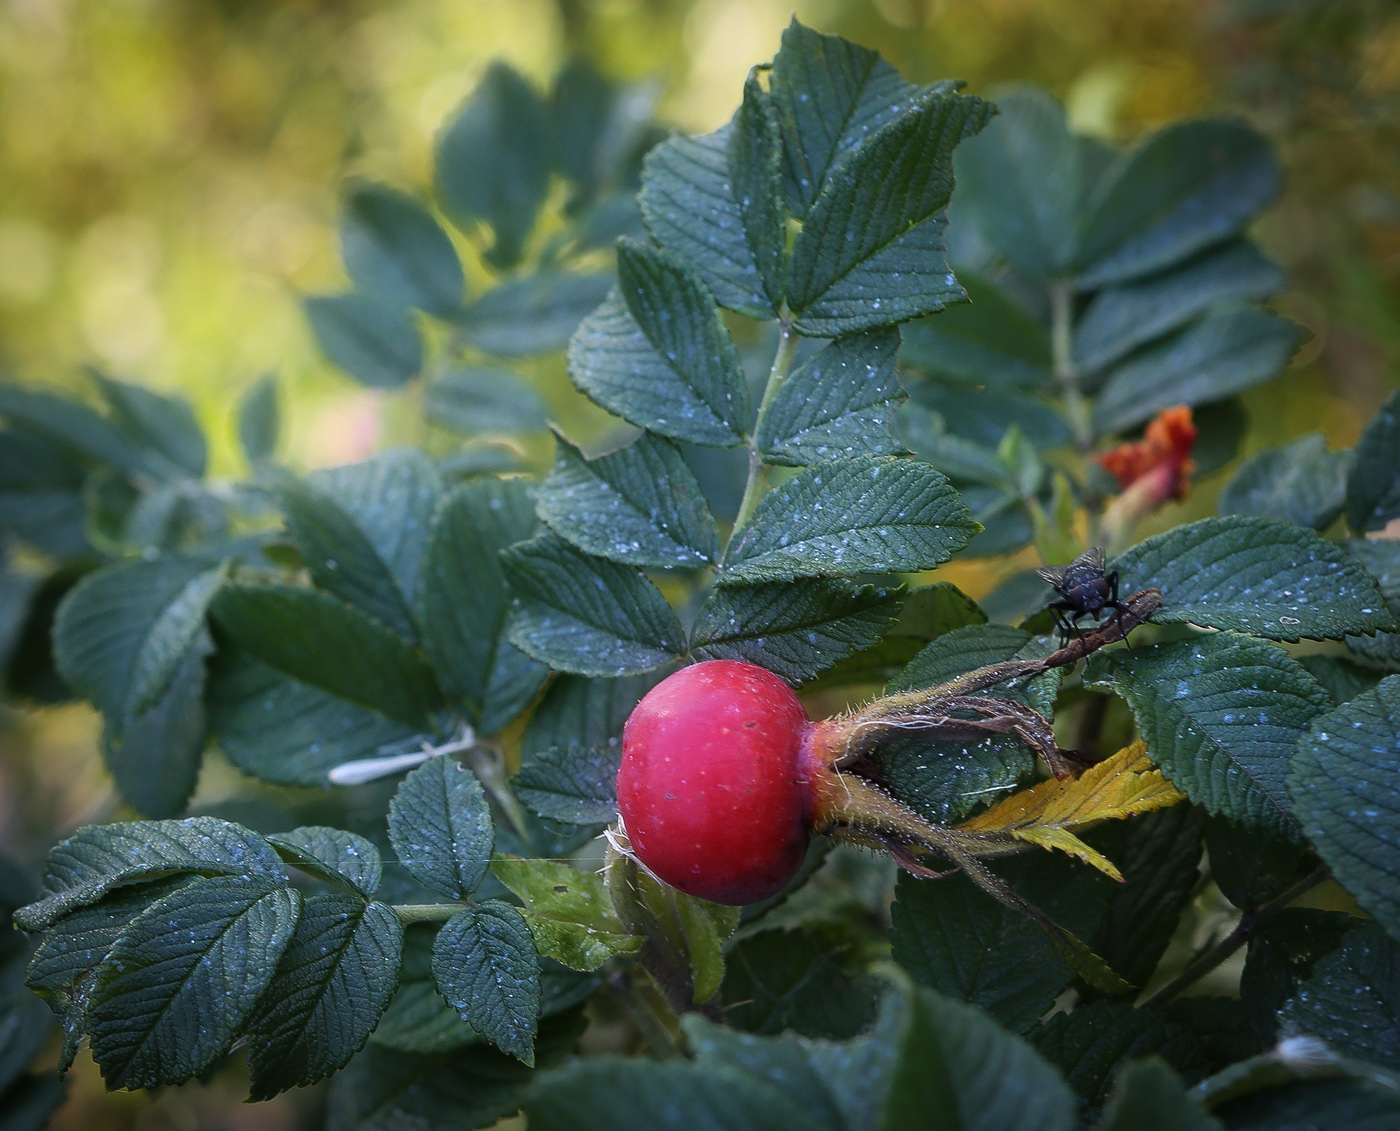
[730,317,797,537]
[393,902,468,923]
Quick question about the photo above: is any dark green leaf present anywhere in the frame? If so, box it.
[537,430,718,567]
[459,271,614,357]
[417,477,548,734]
[567,240,750,447]
[305,293,423,388]
[0,993,55,1095]
[1113,516,1394,641]
[521,670,660,756]
[1096,1060,1222,1131]
[896,404,1009,486]
[786,89,994,336]
[1204,815,1310,911]
[1277,922,1399,1070]
[728,72,785,314]
[1346,629,1400,671]
[238,374,279,465]
[691,578,901,684]
[210,583,443,728]
[905,381,1071,450]
[435,62,550,269]
[1075,119,1281,288]
[0,385,147,474]
[719,927,878,1040]
[722,456,979,584]
[512,744,620,824]
[1297,654,1382,705]
[432,901,539,1064]
[0,1074,65,1131]
[1241,909,1364,1047]
[268,827,383,898]
[1212,1078,1400,1131]
[1191,397,1250,477]
[1289,674,1400,938]
[370,925,477,1055]
[423,367,545,437]
[87,874,301,1089]
[387,756,493,900]
[1346,389,1400,533]
[1219,433,1352,531]
[342,181,463,317]
[1349,538,1400,616]
[502,533,686,677]
[1075,240,1283,375]
[550,59,618,200]
[758,329,907,466]
[889,622,1035,693]
[95,374,207,479]
[247,894,403,1099]
[0,431,87,558]
[1087,633,1331,834]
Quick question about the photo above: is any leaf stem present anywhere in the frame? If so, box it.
[729,317,797,538]
[392,902,468,923]
[1050,280,1091,455]
[1143,864,1331,1008]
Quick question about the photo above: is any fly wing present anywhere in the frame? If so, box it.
[1035,564,1068,586]
[1078,545,1107,572]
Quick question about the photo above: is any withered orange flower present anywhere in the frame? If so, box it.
[1097,405,1198,503]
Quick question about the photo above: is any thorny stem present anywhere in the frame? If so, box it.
[730,317,797,538]
[1143,864,1332,1008]
[392,902,468,923]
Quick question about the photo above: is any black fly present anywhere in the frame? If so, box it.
[1035,546,1127,647]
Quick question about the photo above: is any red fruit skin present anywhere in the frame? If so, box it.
[616,660,813,905]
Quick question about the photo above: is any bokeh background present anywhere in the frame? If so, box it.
[1,0,1397,1126]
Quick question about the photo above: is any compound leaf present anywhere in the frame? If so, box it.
[432,902,539,1064]
[728,71,786,313]
[387,756,494,901]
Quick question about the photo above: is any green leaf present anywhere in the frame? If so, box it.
[892,854,1115,1033]
[537,430,719,567]
[1241,909,1362,1048]
[1087,633,1332,834]
[757,329,907,466]
[341,181,463,317]
[1209,1079,1400,1130]
[1075,240,1284,375]
[1219,433,1353,531]
[768,17,926,222]
[0,993,55,1095]
[952,86,1080,280]
[0,1073,65,1131]
[889,622,1036,694]
[1114,516,1395,642]
[238,374,279,465]
[491,857,639,972]
[268,827,383,898]
[1204,815,1310,911]
[728,72,786,313]
[549,59,621,200]
[370,925,478,1055]
[246,894,403,1100]
[905,381,1071,451]
[691,578,901,684]
[1092,309,1299,435]
[720,927,879,1040]
[897,272,1051,391]
[432,901,539,1064]
[1278,922,1400,1070]
[305,293,423,388]
[1192,396,1251,477]
[567,240,750,447]
[1346,389,1400,533]
[1289,674,1400,937]
[15,816,285,932]
[502,533,686,677]
[722,456,979,584]
[0,385,148,475]
[208,651,415,786]
[387,756,493,901]
[521,670,660,756]
[1298,654,1382,706]
[210,583,443,728]
[458,271,614,357]
[86,874,301,1089]
[1075,119,1281,288]
[423,367,546,437]
[786,89,994,336]
[1095,1059,1223,1131]
[435,62,550,270]
[1349,538,1400,617]
[511,743,620,825]
[95,374,207,479]
[417,478,547,734]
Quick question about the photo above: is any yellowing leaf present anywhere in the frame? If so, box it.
[955,741,1185,880]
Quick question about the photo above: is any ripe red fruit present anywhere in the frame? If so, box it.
[616,659,815,905]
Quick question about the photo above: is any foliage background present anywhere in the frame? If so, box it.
[0,0,1397,1126]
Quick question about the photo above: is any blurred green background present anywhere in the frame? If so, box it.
[1,0,1397,1126]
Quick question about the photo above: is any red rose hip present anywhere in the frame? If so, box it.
[616,659,814,905]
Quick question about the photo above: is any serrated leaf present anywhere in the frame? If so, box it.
[1289,674,1400,938]
[305,293,423,388]
[757,329,907,466]
[1075,240,1284,375]
[94,374,207,480]
[423,367,546,436]
[1095,1058,1223,1131]
[896,405,1011,486]
[567,240,750,447]
[1092,308,1299,435]
[720,927,878,1040]
[238,374,279,465]
[537,430,718,567]
[1087,633,1332,834]
[1075,119,1281,288]
[786,89,994,336]
[492,857,637,972]
[1346,389,1400,533]
[521,670,662,756]
[86,874,301,1089]
[1219,433,1353,531]
[210,583,443,728]
[728,71,786,313]
[956,741,1186,879]
[905,381,1071,451]
[268,827,383,898]
[1241,909,1363,1049]
[690,578,901,684]
[721,456,979,584]
[888,623,1052,706]
[246,894,403,1100]
[458,270,614,357]
[511,743,621,824]
[502,534,685,677]
[432,901,539,1064]
[1114,516,1394,641]
[341,181,463,317]
[435,62,550,270]
[208,651,415,786]
[387,756,493,901]
[416,477,548,735]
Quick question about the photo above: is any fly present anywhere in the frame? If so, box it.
[1036,546,1127,647]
